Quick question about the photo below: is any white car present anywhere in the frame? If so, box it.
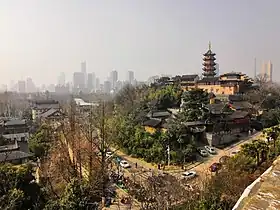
[181,170,197,180]
[106,151,113,158]
[204,146,216,154]
[120,160,130,168]
[197,148,208,157]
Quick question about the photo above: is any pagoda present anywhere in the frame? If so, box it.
[202,42,217,78]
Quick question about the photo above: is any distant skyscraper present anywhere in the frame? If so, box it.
[261,61,273,82]
[104,81,111,94]
[127,70,134,84]
[73,72,85,90]
[95,77,100,91]
[18,80,26,93]
[87,73,94,92]
[58,72,66,86]
[26,78,36,93]
[81,61,87,85]
[110,70,118,89]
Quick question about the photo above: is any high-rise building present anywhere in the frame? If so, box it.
[18,80,26,93]
[95,77,100,91]
[127,70,134,84]
[104,81,111,94]
[73,72,85,90]
[87,73,94,92]
[261,61,273,82]
[81,61,87,84]
[26,78,36,93]
[58,72,66,86]
[110,70,118,90]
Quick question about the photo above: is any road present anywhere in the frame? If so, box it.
[116,131,263,183]
[171,131,263,184]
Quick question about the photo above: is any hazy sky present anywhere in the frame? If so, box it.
[0,0,280,86]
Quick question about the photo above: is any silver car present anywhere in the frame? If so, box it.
[204,146,216,154]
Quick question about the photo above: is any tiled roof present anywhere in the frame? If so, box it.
[231,101,252,109]
[0,151,33,162]
[180,74,199,81]
[34,100,59,105]
[4,119,26,126]
[229,94,244,102]
[143,119,162,127]
[229,111,249,119]
[197,77,219,83]
[40,108,62,118]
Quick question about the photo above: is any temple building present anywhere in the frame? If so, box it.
[154,42,254,96]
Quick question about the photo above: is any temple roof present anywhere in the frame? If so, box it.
[197,77,219,83]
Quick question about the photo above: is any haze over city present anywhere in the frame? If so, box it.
[0,0,280,86]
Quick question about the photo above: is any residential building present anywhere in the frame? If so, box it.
[1,119,30,142]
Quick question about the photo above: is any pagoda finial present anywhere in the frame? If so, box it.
[208,41,211,50]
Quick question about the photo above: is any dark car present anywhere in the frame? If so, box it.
[209,162,222,172]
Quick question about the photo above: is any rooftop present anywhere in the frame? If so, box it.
[0,150,33,162]
[4,119,26,126]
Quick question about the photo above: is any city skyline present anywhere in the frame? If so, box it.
[1,0,280,85]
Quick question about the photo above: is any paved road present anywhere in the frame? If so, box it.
[171,131,263,184]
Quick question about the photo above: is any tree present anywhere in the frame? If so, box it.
[0,164,46,210]
[29,124,52,158]
[180,89,209,122]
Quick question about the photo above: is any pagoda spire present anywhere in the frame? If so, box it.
[202,43,217,78]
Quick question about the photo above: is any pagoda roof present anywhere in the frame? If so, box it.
[180,74,199,81]
[197,77,219,83]
[203,50,216,56]
[220,72,245,76]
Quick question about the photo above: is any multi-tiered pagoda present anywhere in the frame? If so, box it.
[202,42,217,78]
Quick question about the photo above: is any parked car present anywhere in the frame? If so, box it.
[230,150,240,157]
[197,148,208,157]
[106,151,113,158]
[181,170,197,180]
[209,162,222,172]
[120,160,130,168]
[204,146,216,154]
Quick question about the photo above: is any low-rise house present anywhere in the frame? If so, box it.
[39,108,65,122]
[31,100,60,120]
[1,119,30,142]
[0,150,33,164]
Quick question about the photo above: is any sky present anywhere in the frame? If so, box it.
[0,0,280,86]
